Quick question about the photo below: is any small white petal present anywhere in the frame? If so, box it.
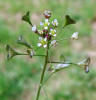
[40,22,44,26]
[45,19,48,22]
[54,19,57,22]
[53,34,56,37]
[43,44,47,48]
[39,37,43,41]
[54,30,56,32]
[48,22,50,25]
[44,38,47,41]
[50,28,53,31]
[71,32,79,39]
[51,40,56,45]
[49,32,51,35]
[38,30,43,34]
[32,25,36,32]
[44,26,48,29]
[37,43,42,47]
[52,19,58,26]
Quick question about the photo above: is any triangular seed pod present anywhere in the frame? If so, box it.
[63,15,76,28]
[22,11,32,26]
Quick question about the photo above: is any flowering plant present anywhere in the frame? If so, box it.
[6,10,90,100]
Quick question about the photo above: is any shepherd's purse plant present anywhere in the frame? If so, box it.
[6,10,91,100]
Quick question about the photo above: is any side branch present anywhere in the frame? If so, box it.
[17,53,46,57]
[48,61,78,66]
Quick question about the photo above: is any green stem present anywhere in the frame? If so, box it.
[35,41,49,100]
[16,53,45,57]
[48,61,79,66]
[43,86,49,100]
[43,72,54,85]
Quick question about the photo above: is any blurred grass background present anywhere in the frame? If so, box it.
[0,0,96,100]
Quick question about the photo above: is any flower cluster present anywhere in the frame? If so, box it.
[32,10,58,48]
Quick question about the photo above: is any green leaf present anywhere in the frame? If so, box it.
[63,15,76,28]
[22,11,32,26]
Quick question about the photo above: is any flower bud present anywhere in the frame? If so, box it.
[52,19,58,27]
[43,10,51,19]
[32,25,37,32]
[51,40,57,47]
[71,32,79,40]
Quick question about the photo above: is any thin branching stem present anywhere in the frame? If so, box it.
[56,38,70,42]
[42,86,49,100]
[43,72,54,85]
[48,61,79,66]
[16,53,45,57]
[35,41,49,100]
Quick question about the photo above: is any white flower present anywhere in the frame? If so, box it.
[44,37,47,41]
[71,32,79,40]
[32,25,37,32]
[52,19,58,27]
[43,44,47,48]
[40,19,50,30]
[40,22,44,26]
[37,37,47,48]
[51,40,57,46]
[44,26,48,30]
[39,37,43,41]
[49,29,56,37]
[45,19,49,22]
[38,30,43,34]
[37,43,42,47]
[44,19,50,29]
